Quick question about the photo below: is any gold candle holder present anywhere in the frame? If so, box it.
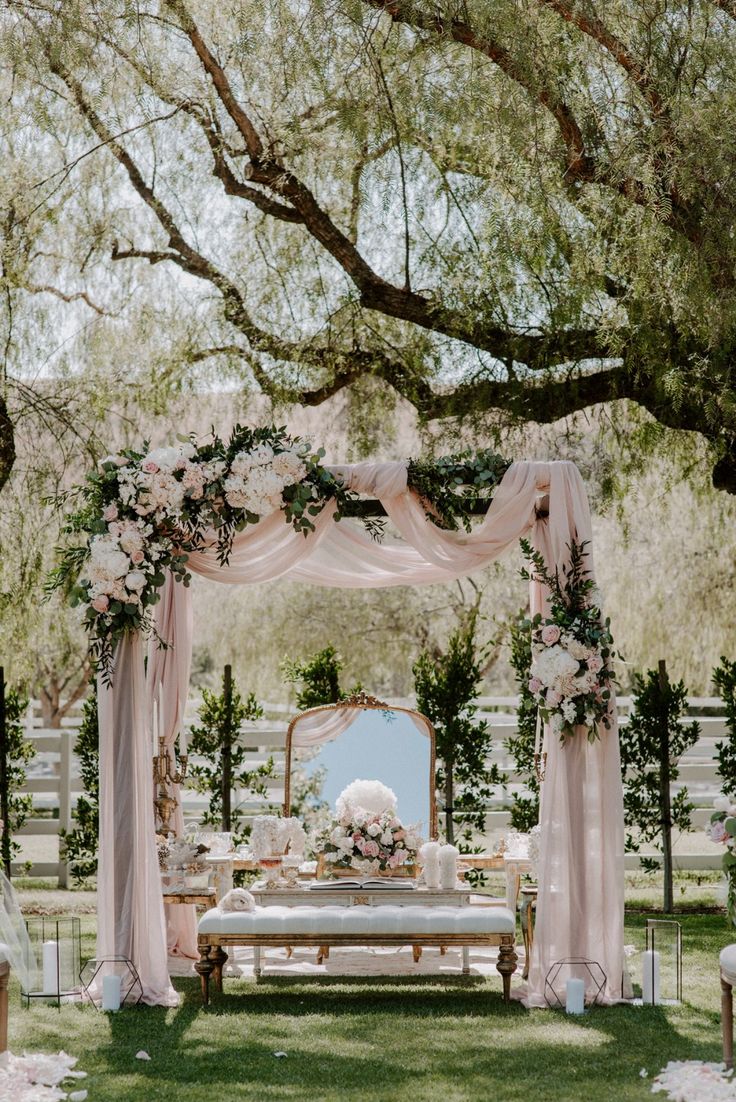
[153,737,188,837]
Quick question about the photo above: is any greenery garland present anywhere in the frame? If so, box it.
[406,450,511,531]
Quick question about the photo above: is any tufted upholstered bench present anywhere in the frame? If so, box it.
[721,944,736,1068]
[196,904,517,1004]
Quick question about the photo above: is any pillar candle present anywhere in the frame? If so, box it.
[101,973,122,1012]
[565,977,585,1014]
[42,940,59,995]
[642,949,661,1005]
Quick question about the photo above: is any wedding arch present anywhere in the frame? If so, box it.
[52,427,627,1008]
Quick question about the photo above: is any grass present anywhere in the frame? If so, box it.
[6,879,731,1101]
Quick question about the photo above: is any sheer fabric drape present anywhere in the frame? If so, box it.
[96,459,626,1006]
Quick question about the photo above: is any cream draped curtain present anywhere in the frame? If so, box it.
[96,459,626,1007]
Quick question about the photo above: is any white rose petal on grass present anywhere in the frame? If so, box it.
[70,1091,89,1101]
[135,1050,151,1061]
[639,1068,647,1078]
[273,1052,288,1058]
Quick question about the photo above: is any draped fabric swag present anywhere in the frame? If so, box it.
[96,459,626,1007]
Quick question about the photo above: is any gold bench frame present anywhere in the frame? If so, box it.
[196,931,517,1005]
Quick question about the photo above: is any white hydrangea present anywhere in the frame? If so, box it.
[335,779,398,819]
[532,644,579,688]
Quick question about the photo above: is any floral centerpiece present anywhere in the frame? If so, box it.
[706,793,736,922]
[520,538,616,743]
[47,425,369,675]
[316,779,422,877]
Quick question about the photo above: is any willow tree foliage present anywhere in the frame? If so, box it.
[2,1,736,493]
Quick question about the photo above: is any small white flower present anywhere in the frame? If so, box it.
[125,571,147,591]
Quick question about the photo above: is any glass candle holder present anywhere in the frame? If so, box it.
[282,855,301,888]
[259,856,283,888]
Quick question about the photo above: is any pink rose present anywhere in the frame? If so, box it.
[103,504,118,522]
[130,550,145,564]
[528,677,542,693]
[393,829,406,841]
[541,624,561,645]
[587,655,604,672]
[142,461,159,473]
[108,522,121,537]
[363,840,380,857]
[547,689,562,706]
[353,832,362,842]
[92,595,109,613]
[711,820,729,845]
[388,853,400,868]
[390,818,401,829]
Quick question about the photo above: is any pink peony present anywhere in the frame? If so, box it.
[711,820,729,845]
[546,689,562,706]
[363,840,380,857]
[541,624,561,645]
[92,595,109,613]
[130,549,145,564]
[587,654,604,672]
[142,461,159,473]
[528,677,543,693]
[103,504,118,522]
[353,832,362,842]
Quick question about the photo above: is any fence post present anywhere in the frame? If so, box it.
[658,659,674,913]
[0,668,9,879]
[58,728,73,889]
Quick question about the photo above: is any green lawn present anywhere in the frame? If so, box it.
[7,884,731,1102]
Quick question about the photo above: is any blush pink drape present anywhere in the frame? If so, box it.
[96,459,626,1006]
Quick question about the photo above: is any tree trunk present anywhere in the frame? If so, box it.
[444,759,454,846]
[658,659,674,913]
[0,398,15,497]
[221,664,232,833]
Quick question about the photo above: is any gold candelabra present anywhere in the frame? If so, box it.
[153,738,188,837]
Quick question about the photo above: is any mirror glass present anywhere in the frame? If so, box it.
[286,704,435,840]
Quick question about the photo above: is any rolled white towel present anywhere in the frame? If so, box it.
[217,888,256,913]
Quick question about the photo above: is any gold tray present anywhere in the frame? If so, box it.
[316,852,417,879]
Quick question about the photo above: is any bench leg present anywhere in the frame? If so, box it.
[317,945,330,964]
[254,946,262,977]
[412,945,422,964]
[195,945,214,1006]
[723,976,734,1070]
[462,946,470,975]
[497,938,518,1003]
[211,946,228,993]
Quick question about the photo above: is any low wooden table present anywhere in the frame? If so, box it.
[163,888,217,910]
[207,854,531,910]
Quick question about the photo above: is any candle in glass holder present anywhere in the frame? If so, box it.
[42,940,59,995]
[565,977,585,1014]
[642,950,661,1005]
[102,973,122,1012]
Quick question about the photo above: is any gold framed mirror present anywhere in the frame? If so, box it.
[284,691,438,840]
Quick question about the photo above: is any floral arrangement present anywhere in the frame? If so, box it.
[157,837,209,873]
[47,425,364,673]
[520,538,615,743]
[317,779,422,875]
[706,793,736,922]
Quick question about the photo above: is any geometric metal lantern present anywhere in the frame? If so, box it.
[79,956,143,1008]
[645,919,682,1005]
[543,957,607,1010]
[20,915,82,1008]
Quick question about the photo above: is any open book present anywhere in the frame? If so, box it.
[310,877,416,890]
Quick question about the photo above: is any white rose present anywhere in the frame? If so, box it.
[337,836,354,853]
[567,639,590,661]
[367,823,381,837]
[380,832,393,846]
[714,795,731,812]
[404,835,418,850]
[125,571,147,591]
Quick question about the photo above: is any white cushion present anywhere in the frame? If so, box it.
[721,944,736,985]
[199,904,515,938]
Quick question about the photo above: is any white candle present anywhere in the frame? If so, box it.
[642,949,661,1005]
[42,940,59,995]
[101,973,122,1012]
[565,976,585,1014]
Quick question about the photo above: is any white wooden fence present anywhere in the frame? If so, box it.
[18,696,730,883]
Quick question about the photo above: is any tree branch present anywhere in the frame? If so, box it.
[24,282,110,315]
